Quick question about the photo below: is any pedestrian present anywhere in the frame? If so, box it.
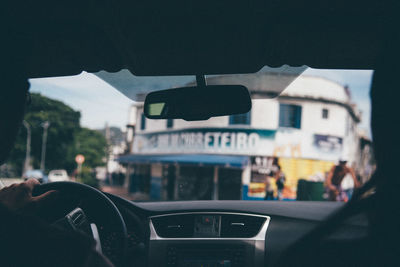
[326,159,360,201]
[264,175,274,200]
[275,165,286,200]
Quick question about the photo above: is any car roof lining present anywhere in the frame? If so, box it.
[4,0,388,79]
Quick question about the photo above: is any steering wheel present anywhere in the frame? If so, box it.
[33,181,128,267]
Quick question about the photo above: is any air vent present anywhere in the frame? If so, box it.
[152,214,194,238]
[220,214,266,238]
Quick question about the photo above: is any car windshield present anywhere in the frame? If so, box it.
[0,67,374,202]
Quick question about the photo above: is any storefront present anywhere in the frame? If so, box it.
[118,152,249,201]
[119,74,366,201]
[118,127,342,200]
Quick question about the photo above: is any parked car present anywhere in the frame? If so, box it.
[22,169,49,183]
[48,169,70,182]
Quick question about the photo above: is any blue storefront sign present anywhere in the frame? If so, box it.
[132,128,276,155]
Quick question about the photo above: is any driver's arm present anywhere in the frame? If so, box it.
[0,179,114,267]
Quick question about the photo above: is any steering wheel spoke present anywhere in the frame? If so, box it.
[52,207,103,254]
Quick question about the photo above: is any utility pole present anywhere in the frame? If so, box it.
[105,122,112,185]
[40,121,50,171]
[22,121,31,175]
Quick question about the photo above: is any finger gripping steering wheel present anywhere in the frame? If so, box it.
[33,181,128,267]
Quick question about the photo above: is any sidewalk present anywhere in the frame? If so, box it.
[101,185,134,200]
[101,185,151,201]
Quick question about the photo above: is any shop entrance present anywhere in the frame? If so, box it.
[129,164,151,194]
[218,168,242,200]
[162,165,176,201]
[177,166,213,200]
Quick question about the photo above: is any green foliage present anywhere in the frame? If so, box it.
[77,166,99,188]
[6,93,107,178]
[73,127,107,168]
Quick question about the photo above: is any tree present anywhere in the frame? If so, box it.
[6,93,107,177]
[72,127,107,168]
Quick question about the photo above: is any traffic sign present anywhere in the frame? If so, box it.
[75,154,85,164]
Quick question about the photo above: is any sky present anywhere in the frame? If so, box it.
[29,68,373,135]
[29,73,134,130]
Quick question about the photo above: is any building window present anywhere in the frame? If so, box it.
[322,108,329,119]
[140,113,146,130]
[229,111,251,125]
[279,104,302,129]
[166,118,173,129]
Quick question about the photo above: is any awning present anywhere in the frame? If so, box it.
[117,154,249,168]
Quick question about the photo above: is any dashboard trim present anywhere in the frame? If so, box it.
[149,211,270,241]
[148,212,270,266]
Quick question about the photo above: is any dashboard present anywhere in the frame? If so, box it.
[149,212,269,266]
[105,195,368,267]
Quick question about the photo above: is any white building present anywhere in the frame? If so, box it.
[119,73,366,200]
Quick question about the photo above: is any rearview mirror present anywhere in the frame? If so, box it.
[144,85,251,121]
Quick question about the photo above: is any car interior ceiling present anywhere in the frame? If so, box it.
[1,0,400,266]
[2,0,389,77]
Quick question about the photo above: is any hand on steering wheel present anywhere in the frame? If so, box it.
[0,178,57,213]
[33,181,128,267]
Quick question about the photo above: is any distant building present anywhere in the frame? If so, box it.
[118,73,372,200]
[98,126,126,181]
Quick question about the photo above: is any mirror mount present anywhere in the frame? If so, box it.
[196,74,207,87]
